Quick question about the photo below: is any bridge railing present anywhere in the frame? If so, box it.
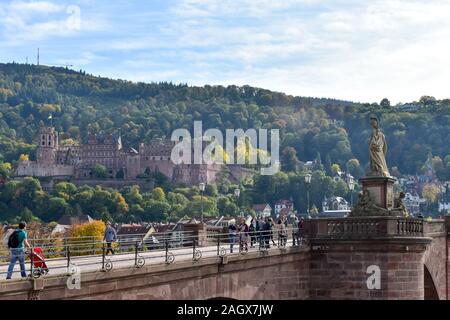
[309,217,425,239]
[0,226,305,280]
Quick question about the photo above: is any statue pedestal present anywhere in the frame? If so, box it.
[360,176,396,210]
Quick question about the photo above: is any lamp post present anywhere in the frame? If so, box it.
[234,188,241,217]
[305,174,312,216]
[348,176,355,207]
[199,182,205,223]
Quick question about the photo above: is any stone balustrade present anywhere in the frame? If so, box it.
[306,217,429,240]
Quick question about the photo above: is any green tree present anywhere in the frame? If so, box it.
[92,164,107,178]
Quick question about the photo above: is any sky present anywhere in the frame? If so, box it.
[1,0,450,104]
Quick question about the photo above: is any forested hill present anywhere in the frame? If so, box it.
[1,62,450,178]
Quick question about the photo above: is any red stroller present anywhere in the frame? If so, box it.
[29,247,49,278]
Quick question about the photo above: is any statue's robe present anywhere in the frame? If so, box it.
[369,130,389,177]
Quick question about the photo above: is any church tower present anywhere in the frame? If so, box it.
[36,125,59,166]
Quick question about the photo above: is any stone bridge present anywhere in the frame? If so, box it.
[0,217,448,300]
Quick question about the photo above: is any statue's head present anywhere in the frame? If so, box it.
[370,115,379,129]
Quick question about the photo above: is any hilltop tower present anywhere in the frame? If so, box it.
[36,125,59,166]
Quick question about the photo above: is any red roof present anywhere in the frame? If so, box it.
[252,204,271,211]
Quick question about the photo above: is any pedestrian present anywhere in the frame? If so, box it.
[292,216,299,246]
[6,222,31,280]
[104,221,117,255]
[238,218,249,252]
[267,218,276,246]
[278,219,287,247]
[249,218,257,248]
[262,217,271,249]
[257,216,265,247]
[228,220,237,253]
[298,217,305,245]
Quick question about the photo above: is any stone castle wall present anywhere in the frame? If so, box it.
[16,161,74,177]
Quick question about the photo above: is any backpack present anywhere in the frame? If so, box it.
[8,230,20,248]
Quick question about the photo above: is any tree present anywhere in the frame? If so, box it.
[142,200,170,221]
[92,164,107,178]
[419,96,437,106]
[347,159,363,178]
[70,220,106,255]
[380,98,391,109]
[19,154,29,162]
[114,192,129,215]
[151,187,166,201]
[331,164,341,175]
[0,162,12,178]
[422,184,440,204]
[281,147,300,172]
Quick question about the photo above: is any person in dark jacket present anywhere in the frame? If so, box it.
[249,218,257,248]
[104,221,117,255]
[298,217,305,245]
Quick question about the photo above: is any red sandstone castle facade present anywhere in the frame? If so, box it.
[16,125,222,186]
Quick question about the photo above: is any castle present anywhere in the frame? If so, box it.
[15,125,225,187]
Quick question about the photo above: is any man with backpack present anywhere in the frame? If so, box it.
[6,222,31,280]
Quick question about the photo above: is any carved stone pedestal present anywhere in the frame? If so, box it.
[360,176,396,210]
[350,176,402,217]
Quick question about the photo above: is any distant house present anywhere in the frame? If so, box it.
[304,161,315,171]
[398,103,422,112]
[58,214,93,226]
[116,223,155,250]
[274,199,294,215]
[51,214,94,235]
[320,197,350,217]
[404,193,426,215]
[252,204,272,218]
[278,207,294,217]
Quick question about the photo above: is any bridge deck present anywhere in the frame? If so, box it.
[0,239,298,281]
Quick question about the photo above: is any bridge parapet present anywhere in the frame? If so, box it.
[305,217,435,240]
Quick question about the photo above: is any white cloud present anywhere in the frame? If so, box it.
[2,0,449,103]
[8,0,63,13]
[0,0,106,45]
[150,0,450,103]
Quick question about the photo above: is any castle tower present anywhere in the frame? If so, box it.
[36,126,59,166]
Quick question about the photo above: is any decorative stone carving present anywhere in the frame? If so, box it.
[391,192,409,217]
[349,190,389,217]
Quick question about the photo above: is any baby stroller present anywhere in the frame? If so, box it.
[29,247,49,279]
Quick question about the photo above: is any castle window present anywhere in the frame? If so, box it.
[42,142,45,146]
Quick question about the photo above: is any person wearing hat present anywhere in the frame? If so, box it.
[104,221,117,255]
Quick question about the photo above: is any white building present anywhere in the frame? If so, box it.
[274,199,294,215]
[320,196,351,217]
[404,193,426,215]
[252,204,272,218]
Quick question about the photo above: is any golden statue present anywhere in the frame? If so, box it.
[368,116,390,177]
